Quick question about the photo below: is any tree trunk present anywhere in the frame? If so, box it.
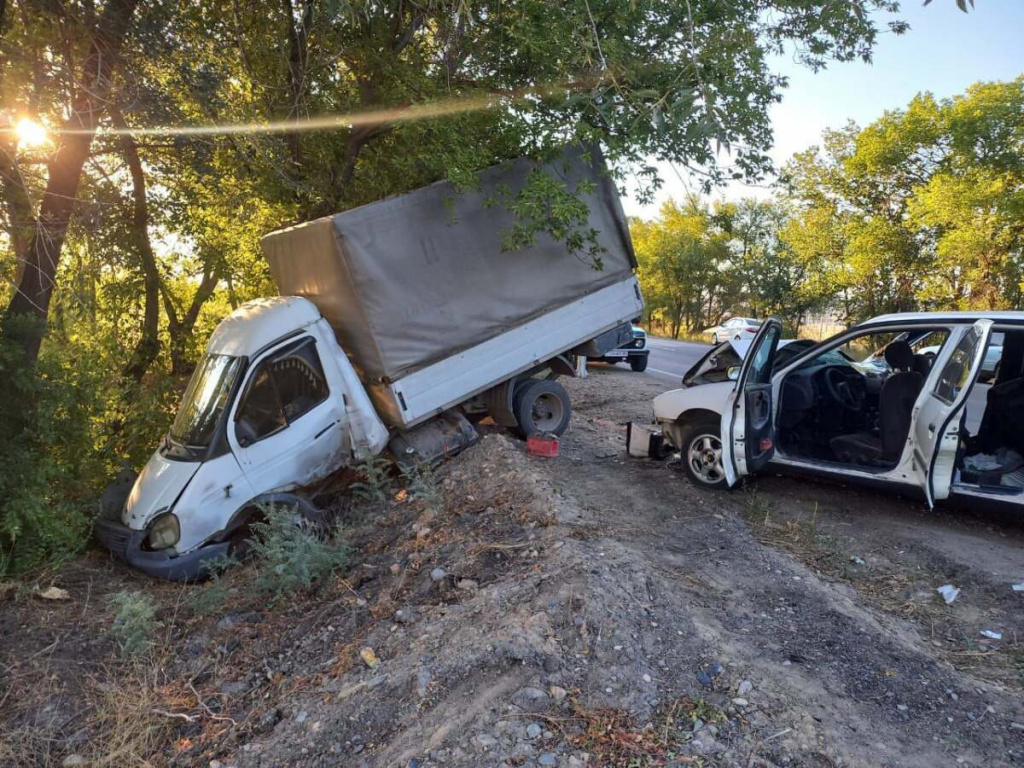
[3,0,140,365]
[162,265,221,376]
[111,106,161,383]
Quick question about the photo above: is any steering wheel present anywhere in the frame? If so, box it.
[823,367,864,412]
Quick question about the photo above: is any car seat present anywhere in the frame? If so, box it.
[830,341,924,465]
[973,332,1024,457]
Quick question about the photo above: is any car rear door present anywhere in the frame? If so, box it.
[721,316,782,486]
[909,320,993,507]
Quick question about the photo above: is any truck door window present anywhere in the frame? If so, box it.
[237,369,286,443]
[235,338,330,445]
[272,341,329,421]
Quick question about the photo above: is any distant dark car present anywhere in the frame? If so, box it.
[595,325,649,372]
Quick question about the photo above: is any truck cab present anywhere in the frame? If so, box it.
[95,297,388,580]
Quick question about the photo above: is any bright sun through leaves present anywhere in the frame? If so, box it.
[15,117,48,147]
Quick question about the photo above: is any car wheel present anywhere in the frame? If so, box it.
[712,333,719,344]
[512,379,572,438]
[680,419,729,490]
[630,355,648,372]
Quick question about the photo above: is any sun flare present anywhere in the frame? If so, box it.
[15,117,48,148]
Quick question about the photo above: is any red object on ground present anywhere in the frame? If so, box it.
[526,434,560,457]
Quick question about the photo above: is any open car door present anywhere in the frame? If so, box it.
[721,316,782,487]
[910,319,993,508]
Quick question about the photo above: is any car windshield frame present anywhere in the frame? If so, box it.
[167,353,245,456]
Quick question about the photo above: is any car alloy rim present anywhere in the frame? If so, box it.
[688,433,724,484]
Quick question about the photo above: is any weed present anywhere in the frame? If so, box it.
[351,454,396,505]
[108,590,162,657]
[191,554,239,615]
[402,461,444,511]
[565,696,726,767]
[250,504,352,599]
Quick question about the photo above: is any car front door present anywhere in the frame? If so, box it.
[230,335,347,494]
[721,316,783,486]
[909,320,993,507]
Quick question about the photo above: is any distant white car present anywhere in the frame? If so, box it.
[650,312,1024,512]
[704,317,761,344]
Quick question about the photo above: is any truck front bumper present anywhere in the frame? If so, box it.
[94,517,230,581]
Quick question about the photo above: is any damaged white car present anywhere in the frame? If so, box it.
[650,312,1024,510]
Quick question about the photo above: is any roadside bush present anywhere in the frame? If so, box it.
[108,590,162,657]
[0,326,178,578]
[250,504,352,599]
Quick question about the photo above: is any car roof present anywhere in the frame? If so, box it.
[864,310,1024,326]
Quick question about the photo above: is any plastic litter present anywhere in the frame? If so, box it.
[980,630,1002,640]
[1012,582,1024,592]
[359,646,381,668]
[936,584,960,604]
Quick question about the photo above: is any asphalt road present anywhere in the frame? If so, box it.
[638,336,710,383]
[633,334,990,433]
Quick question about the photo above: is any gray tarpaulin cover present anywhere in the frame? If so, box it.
[260,146,636,382]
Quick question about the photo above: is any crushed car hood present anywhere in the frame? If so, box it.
[123,450,201,530]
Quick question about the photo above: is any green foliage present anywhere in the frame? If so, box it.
[351,454,396,506]
[401,462,445,512]
[249,505,352,599]
[108,590,162,657]
[783,77,1024,321]
[639,77,1024,336]
[190,554,239,615]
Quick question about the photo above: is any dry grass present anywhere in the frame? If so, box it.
[0,657,196,768]
[548,696,728,767]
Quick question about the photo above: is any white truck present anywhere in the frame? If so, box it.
[95,149,644,579]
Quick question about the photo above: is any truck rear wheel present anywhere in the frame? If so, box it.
[512,379,572,438]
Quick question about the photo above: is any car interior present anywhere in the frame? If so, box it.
[957,330,1024,491]
[776,328,950,470]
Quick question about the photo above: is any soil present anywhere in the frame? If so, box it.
[2,364,1023,768]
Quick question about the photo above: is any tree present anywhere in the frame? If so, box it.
[3,0,141,364]
[633,199,732,338]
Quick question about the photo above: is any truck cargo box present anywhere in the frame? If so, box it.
[260,147,637,385]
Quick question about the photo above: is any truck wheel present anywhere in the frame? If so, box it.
[513,380,572,438]
[679,419,728,490]
[630,355,649,372]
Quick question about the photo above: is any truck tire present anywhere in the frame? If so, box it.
[630,355,649,372]
[512,379,572,438]
[679,419,729,490]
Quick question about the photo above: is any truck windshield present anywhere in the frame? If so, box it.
[169,354,244,450]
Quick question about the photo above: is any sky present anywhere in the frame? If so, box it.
[622,0,1024,217]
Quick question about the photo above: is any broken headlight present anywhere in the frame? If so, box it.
[147,512,180,550]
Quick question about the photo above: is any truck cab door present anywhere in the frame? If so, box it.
[721,316,782,487]
[909,320,993,508]
[230,335,347,494]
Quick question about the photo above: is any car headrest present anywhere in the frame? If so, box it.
[884,340,914,371]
